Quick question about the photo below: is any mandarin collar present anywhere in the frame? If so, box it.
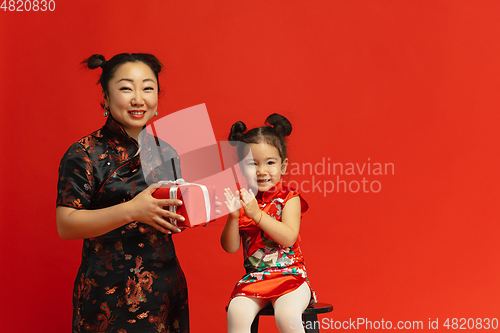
[256,179,285,203]
[104,115,146,147]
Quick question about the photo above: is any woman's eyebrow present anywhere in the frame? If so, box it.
[116,78,156,83]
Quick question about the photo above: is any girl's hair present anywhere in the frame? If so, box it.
[82,53,163,95]
[228,113,292,161]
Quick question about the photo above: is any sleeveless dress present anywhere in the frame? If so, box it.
[56,115,189,333]
[230,180,317,305]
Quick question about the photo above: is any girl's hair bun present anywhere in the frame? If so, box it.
[228,121,247,142]
[265,113,292,137]
[84,54,106,70]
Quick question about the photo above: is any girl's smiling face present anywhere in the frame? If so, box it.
[243,142,288,192]
[103,61,158,140]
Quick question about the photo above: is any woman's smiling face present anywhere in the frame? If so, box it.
[104,61,158,139]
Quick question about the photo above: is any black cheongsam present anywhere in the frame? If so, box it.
[57,115,189,333]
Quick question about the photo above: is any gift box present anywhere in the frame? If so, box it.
[153,179,216,228]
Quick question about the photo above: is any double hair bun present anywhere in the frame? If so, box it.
[229,113,292,142]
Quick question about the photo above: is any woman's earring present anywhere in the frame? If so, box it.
[155,111,159,116]
[102,105,110,117]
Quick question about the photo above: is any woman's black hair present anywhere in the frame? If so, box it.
[228,113,292,161]
[82,53,163,95]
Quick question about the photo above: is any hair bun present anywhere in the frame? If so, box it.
[265,113,292,137]
[228,121,247,143]
[84,54,106,70]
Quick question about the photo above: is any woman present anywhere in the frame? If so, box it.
[56,53,189,333]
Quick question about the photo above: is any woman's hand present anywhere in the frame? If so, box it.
[224,188,241,219]
[239,188,260,221]
[126,183,184,234]
[56,183,186,240]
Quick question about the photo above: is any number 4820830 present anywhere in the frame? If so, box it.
[1,0,55,11]
[443,318,498,330]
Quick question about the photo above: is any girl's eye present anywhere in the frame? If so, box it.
[267,161,275,165]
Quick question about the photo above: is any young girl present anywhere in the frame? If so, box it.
[221,114,317,333]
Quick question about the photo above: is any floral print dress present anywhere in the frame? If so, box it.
[230,180,317,305]
[57,115,189,333]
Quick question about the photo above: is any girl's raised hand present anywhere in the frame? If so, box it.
[239,188,260,221]
[224,188,241,219]
[127,183,184,234]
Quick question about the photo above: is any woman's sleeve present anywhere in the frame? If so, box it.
[56,143,95,209]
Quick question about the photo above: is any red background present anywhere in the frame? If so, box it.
[1,1,499,331]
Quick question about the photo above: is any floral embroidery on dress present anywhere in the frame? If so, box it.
[84,302,117,333]
[125,256,157,313]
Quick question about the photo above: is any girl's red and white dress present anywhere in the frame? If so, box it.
[230,180,317,305]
